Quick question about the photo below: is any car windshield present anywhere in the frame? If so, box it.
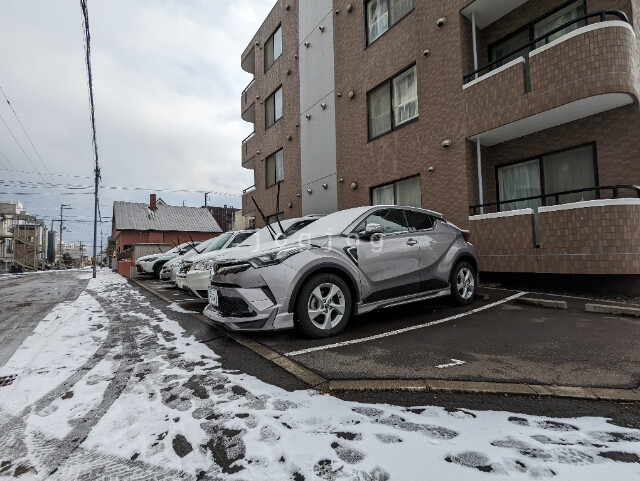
[238,218,319,247]
[200,232,233,253]
[192,237,217,254]
[288,207,372,241]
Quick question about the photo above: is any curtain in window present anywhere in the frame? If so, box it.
[367,0,389,43]
[274,88,283,121]
[393,67,418,126]
[372,184,394,205]
[498,159,541,212]
[273,27,282,61]
[368,83,391,138]
[389,0,413,24]
[534,1,585,47]
[543,145,595,204]
[395,176,421,207]
[275,149,284,183]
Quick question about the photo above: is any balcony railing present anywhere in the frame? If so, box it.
[242,185,256,194]
[242,78,255,97]
[469,185,640,216]
[242,131,255,145]
[463,10,630,83]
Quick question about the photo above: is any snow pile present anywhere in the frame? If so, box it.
[0,270,638,480]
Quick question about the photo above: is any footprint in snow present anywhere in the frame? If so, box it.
[331,442,365,464]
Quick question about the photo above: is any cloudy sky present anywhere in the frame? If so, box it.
[0,0,275,250]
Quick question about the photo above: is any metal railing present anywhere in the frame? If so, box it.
[241,131,255,145]
[463,10,630,83]
[241,78,255,98]
[469,184,640,216]
[242,185,256,195]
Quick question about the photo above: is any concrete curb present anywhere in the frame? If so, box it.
[130,279,640,403]
[585,303,640,318]
[515,297,568,309]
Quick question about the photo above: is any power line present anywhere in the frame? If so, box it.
[0,166,93,180]
[0,110,65,204]
[0,84,65,203]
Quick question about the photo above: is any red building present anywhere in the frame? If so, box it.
[112,194,222,254]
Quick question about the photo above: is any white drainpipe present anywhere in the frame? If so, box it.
[471,11,479,79]
[476,138,484,214]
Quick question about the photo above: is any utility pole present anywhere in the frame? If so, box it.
[79,241,85,267]
[58,204,70,269]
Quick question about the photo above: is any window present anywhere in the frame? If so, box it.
[265,86,283,129]
[229,232,253,247]
[372,175,421,208]
[265,149,284,187]
[490,0,586,68]
[406,210,435,231]
[354,209,409,235]
[368,65,418,139]
[497,144,596,211]
[264,25,282,72]
[366,0,413,45]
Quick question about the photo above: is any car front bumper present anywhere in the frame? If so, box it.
[135,260,155,274]
[202,285,294,331]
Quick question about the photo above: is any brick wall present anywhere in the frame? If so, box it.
[537,200,640,274]
[470,210,537,272]
[471,200,640,274]
[239,0,302,226]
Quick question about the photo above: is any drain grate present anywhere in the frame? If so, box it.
[0,375,18,387]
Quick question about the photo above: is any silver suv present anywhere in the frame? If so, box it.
[204,206,478,338]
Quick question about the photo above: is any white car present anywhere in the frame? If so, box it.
[160,236,224,282]
[174,230,256,292]
[180,217,320,298]
[135,241,200,278]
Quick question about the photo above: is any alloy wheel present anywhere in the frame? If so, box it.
[307,282,346,330]
[456,267,475,300]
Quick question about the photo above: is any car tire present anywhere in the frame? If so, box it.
[296,273,352,339]
[153,263,163,278]
[450,261,477,306]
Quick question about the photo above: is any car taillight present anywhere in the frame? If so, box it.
[461,230,471,242]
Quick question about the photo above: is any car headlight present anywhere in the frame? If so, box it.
[248,245,310,268]
[193,259,216,271]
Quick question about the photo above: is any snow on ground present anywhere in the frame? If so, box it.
[0,270,639,480]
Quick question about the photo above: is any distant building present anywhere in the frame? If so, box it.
[0,200,48,271]
[111,194,222,254]
[205,205,239,232]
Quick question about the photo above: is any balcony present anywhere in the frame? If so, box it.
[241,47,255,75]
[241,130,256,168]
[469,187,640,275]
[241,185,256,215]
[241,78,256,120]
[462,9,637,143]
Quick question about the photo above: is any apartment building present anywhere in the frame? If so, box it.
[240,0,640,278]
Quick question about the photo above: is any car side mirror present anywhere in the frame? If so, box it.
[359,223,384,239]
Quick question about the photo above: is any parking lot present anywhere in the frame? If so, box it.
[138,276,640,396]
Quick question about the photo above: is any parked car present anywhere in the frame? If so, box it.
[203,206,477,338]
[171,229,256,290]
[135,241,200,278]
[180,216,321,298]
[159,234,250,283]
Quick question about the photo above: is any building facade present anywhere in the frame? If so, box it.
[205,205,240,232]
[240,0,640,277]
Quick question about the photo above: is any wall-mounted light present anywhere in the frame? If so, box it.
[423,49,430,57]
[307,188,312,194]
[319,25,325,32]
[442,139,452,149]
[304,41,310,48]
[348,91,355,99]
[437,17,447,29]
[287,135,292,141]
[428,166,435,173]
[351,182,357,190]
[320,103,326,110]
[306,114,311,120]
[287,202,293,208]
[286,69,291,75]
[322,183,328,189]
[346,4,353,13]
[285,4,290,11]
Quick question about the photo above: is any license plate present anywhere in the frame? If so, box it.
[209,288,219,307]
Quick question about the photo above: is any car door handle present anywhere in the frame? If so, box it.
[406,239,418,246]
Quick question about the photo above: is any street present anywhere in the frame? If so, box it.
[0,270,639,480]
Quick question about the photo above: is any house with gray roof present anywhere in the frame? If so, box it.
[112,194,222,254]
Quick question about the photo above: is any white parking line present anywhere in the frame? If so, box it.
[436,359,466,369]
[285,292,528,357]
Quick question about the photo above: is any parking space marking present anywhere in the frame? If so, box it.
[285,292,528,357]
[436,359,466,369]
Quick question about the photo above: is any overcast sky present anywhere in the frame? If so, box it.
[0,0,275,250]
